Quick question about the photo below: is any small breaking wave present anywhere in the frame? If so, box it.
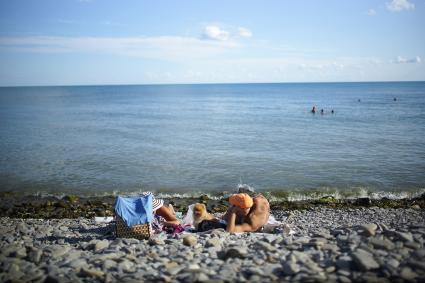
[3,184,424,202]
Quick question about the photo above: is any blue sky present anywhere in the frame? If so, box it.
[0,0,424,86]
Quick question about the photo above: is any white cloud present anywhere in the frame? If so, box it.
[367,9,377,16]
[202,25,253,41]
[0,35,238,61]
[393,56,421,64]
[386,0,415,12]
[203,25,230,41]
[238,27,253,38]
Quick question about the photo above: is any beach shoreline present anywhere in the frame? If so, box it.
[1,206,424,282]
[0,191,423,219]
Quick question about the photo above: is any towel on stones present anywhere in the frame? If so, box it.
[262,214,296,235]
[114,195,153,227]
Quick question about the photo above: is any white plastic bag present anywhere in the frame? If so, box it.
[182,204,195,227]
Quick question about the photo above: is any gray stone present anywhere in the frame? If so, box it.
[149,237,165,245]
[13,247,27,258]
[247,267,264,276]
[255,241,276,252]
[122,238,140,245]
[400,267,417,280]
[17,223,30,234]
[352,249,380,271]
[67,258,87,270]
[394,231,414,242]
[102,259,117,270]
[337,269,351,277]
[386,258,400,269]
[166,266,183,276]
[304,260,323,273]
[282,261,300,275]
[359,224,378,237]
[81,267,104,278]
[186,263,200,271]
[44,275,60,283]
[94,240,109,251]
[223,247,248,259]
[118,259,135,273]
[197,273,209,282]
[404,241,421,249]
[336,256,353,270]
[205,237,221,248]
[27,248,42,263]
[368,238,395,250]
[182,235,197,247]
[407,259,425,271]
[49,246,71,258]
[309,237,328,248]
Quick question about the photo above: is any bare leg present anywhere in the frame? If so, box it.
[155,205,179,225]
[168,204,176,216]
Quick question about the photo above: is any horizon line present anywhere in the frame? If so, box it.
[1,79,424,88]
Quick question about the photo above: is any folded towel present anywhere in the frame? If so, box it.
[115,195,153,227]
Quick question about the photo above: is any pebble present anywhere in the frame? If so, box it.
[223,247,248,259]
[368,237,395,250]
[182,235,197,247]
[282,261,300,275]
[94,239,110,251]
[394,231,414,242]
[0,206,424,282]
[359,223,378,237]
[205,237,221,248]
[352,249,380,271]
[81,267,104,278]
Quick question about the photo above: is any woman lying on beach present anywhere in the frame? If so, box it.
[222,193,270,233]
[141,192,180,226]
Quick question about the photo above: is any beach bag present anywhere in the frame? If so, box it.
[114,195,154,240]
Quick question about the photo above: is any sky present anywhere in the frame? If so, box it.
[0,0,424,86]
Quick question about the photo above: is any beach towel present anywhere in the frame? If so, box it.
[261,214,296,235]
[115,195,153,227]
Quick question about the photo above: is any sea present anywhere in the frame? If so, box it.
[0,82,424,200]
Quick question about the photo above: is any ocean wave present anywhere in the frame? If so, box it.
[6,184,425,202]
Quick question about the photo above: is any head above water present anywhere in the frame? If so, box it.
[229,193,254,209]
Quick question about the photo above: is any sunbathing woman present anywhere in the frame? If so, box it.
[222,193,270,233]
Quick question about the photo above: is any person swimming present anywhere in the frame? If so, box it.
[311,106,316,113]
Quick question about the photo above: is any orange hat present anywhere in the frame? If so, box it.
[229,193,253,209]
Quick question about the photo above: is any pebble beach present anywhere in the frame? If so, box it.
[1,206,425,283]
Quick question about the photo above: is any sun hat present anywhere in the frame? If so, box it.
[229,193,254,209]
[141,192,164,211]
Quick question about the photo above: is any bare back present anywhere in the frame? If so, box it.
[246,194,270,231]
[223,194,270,232]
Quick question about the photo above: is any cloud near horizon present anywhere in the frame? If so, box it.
[393,56,421,64]
[386,0,415,12]
[0,35,239,61]
[0,32,422,85]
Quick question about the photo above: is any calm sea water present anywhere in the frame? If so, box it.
[0,82,424,198]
